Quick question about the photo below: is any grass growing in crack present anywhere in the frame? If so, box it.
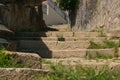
[90,29,106,37]
[88,41,119,53]
[86,51,113,59]
[42,59,53,64]
[98,30,106,37]
[35,64,120,80]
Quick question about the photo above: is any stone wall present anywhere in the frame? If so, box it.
[75,0,120,31]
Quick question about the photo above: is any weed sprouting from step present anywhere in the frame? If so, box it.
[87,41,119,59]
[88,41,119,52]
[90,29,106,37]
[42,59,53,64]
[88,41,103,49]
[86,51,113,59]
[104,41,119,54]
[57,34,65,41]
[99,31,106,37]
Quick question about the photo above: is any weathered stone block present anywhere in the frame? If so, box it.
[6,51,42,69]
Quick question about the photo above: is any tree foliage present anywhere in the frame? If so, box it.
[57,0,79,11]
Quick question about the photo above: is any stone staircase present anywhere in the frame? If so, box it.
[15,32,100,58]
[3,25,120,79]
[13,25,120,59]
[36,26,120,70]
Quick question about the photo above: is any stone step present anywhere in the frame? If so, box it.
[51,49,117,58]
[49,24,70,31]
[19,49,119,58]
[42,58,120,70]
[43,58,120,66]
[15,32,101,37]
[0,68,49,80]
[41,37,106,41]
[19,40,90,50]
[18,40,119,50]
[5,51,42,69]
[106,30,120,39]
[13,37,106,41]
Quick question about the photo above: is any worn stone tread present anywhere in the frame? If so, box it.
[0,68,49,80]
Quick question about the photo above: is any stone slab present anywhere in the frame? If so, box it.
[6,51,42,69]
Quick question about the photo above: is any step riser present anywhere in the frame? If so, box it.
[16,32,100,37]
[18,40,119,50]
[14,37,106,41]
[42,37,106,41]
[52,49,117,58]
[19,41,90,50]
[19,49,118,58]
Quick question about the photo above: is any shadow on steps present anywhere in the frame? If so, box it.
[7,28,60,58]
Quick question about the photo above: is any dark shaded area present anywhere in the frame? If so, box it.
[0,0,44,4]
[9,29,61,58]
[69,9,77,28]
[10,26,59,58]
[10,32,53,58]
[0,2,58,58]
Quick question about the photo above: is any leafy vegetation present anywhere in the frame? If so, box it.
[35,64,120,80]
[0,44,25,68]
